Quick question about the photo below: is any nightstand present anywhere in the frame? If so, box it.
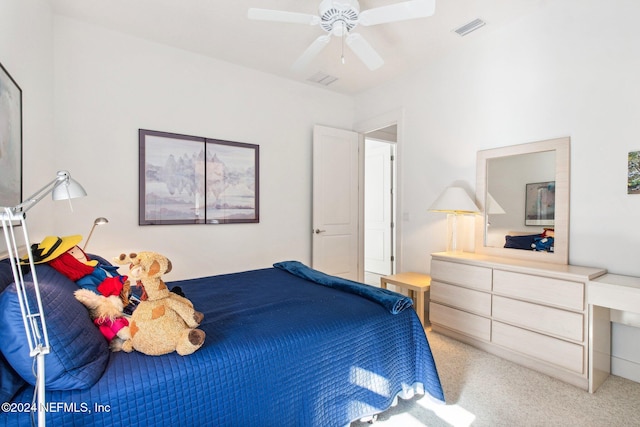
[380,272,431,326]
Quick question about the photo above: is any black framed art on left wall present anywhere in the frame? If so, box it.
[0,61,22,207]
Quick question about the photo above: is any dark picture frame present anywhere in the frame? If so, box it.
[139,129,259,225]
[525,181,555,226]
[0,62,22,208]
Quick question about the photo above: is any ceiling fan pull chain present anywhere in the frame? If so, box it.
[341,21,346,64]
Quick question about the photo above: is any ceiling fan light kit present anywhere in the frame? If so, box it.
[248,0,436,71]
[319,0,360,35]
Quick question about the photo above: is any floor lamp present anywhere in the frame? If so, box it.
[429,186,479,252]
[0,170,86,427]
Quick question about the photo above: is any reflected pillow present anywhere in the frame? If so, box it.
[504,234,539,250]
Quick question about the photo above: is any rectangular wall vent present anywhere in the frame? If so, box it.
[454,18,486,37]
[307,72,338,86]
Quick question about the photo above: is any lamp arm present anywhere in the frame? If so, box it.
[83,224,97,251]
[0,169,83,427]
[7,171,71,216]
[1,209,49,427]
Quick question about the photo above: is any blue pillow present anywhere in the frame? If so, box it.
[0,264,109,390]
[0,259,28,401]
[0,258,16,294]
[0,351,25,403]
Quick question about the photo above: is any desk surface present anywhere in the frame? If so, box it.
[588,273,640,392]
[589,273,640,313]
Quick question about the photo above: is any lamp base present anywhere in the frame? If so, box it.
[446,213,470,253]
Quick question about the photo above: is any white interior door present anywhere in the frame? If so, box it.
[312,125,361,281]
[364,139,394,276]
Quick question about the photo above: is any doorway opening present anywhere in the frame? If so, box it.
[363,125,397,286]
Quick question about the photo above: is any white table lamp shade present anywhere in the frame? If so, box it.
[429,187,479,214]
[486,192,506,214]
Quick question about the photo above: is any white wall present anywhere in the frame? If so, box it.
[354,0,640,382]
[0,0,56,234]
[47,16,355,280]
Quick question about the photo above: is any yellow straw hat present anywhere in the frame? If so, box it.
[23,235,83,264]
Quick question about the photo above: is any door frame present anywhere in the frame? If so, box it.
[355,109,404,276]
[364,135,396,278]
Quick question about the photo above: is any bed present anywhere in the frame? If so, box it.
[0,257,444,426]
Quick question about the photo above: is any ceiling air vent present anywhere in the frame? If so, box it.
[453,18,486,37]
[307,72,338,86]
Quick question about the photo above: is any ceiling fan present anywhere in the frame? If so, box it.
[248,0,436,71]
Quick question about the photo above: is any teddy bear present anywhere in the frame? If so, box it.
[113,251,205,356]
[74,288,132,351]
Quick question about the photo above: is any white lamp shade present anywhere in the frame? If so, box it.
[429,187,479,214]
[52,177,87,200]
[93,217,109,225]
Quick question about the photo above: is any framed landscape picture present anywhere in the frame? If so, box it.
[139,129,259,225]
[0,62,22,208]
[525,181,555,226]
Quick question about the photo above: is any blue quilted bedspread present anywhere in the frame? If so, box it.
[2,267,444,427]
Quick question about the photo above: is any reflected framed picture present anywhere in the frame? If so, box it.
[525,181,555,226]
[139,129,259,225]
[0,62,22,207]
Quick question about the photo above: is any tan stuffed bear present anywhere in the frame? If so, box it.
[113,252,205,356]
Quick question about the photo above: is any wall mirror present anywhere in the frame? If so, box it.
[474,137,570,265]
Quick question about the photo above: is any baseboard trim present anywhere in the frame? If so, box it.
[611,357,640,383]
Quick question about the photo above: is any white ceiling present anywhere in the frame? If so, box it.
[50,0,547,95]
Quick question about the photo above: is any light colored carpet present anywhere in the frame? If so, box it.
[352,329,640,427]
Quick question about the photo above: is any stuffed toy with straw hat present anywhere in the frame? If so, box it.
[25,235,131,303]
[25,235,133,346]
[113,251,205,356]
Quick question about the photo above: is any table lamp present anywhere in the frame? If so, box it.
[83,217,108,251]
[429,186,480,252]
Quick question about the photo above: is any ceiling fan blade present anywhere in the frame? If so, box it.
[345,33,384,70]
[359,0,435,26]
[292,35,331,71]
[248,8,320,25]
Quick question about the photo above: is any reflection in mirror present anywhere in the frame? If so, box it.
[475,137,570,265]
[485,151,555,248]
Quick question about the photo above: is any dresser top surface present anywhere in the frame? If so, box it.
[432,252,607,281]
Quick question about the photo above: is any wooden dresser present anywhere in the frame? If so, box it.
[429,251,606,390]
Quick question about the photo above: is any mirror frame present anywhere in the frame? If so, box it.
[474,137,570,265]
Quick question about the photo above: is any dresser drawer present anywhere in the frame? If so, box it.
[493,270,584,311]
[431,259,492,291]
[492,321,584,374]
[492,295,584,342]
[431,281,491,316]
[430,302,491,341]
